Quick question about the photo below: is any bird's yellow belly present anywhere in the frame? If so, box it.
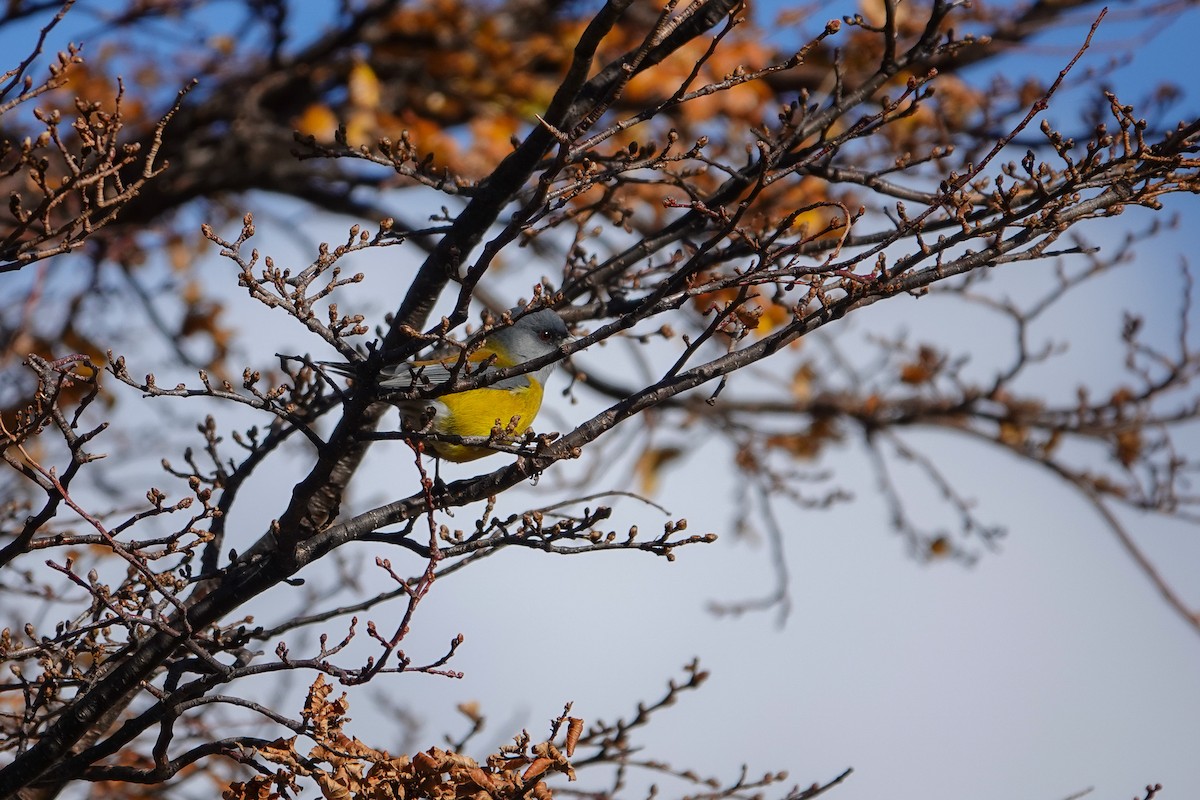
[428,381,545,462]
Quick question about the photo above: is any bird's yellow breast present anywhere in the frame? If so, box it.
[427,378,546,461]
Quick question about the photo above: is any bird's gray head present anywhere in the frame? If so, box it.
[488,308,571,378]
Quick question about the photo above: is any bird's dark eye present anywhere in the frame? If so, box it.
[539,329,553,341]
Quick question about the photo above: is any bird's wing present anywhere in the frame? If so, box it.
[377,358,532,391]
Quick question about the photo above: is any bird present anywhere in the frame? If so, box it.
[324,308,572,462]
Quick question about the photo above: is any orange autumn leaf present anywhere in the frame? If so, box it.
[296,103,340,140]
[1114,428,1142,468]
[564,718,583,757]
[765,417,840,460]
[899,346,942,385]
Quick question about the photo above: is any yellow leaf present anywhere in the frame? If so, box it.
[208,35,236,56]
[457,701,482,723]
[343,109,376,148]
[791,363,816,402]
[166,233,192,271]
[998,421,1028,448]
[348,60,381,110]
[634,447,684,495]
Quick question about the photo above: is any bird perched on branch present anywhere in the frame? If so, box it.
[324,308,572,462]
